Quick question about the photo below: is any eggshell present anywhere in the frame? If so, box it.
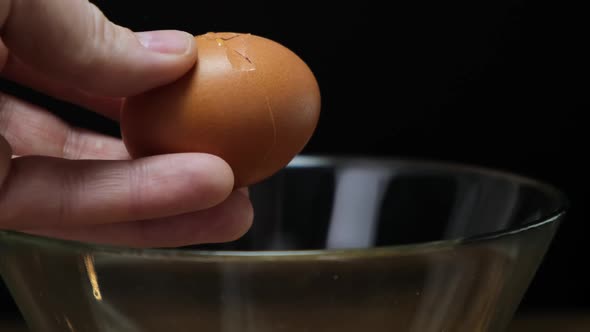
[120,32,321,188]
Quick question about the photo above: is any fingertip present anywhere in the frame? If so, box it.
[117,152,236,221]
[223,189,254,242]
[135,30,196,56]
[122,30,199,96]
[202,153,236,194]
[174,153,235,208]
[185,190,254,245]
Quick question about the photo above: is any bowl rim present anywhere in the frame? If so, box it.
[0,155,569,259]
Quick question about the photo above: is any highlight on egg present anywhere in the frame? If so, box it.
[120,32,321,188]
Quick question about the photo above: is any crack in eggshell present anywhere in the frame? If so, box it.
[200,32,275,176]
[203,32,242,41]
[121,32,321,188]
[233,49,253,64]
[259,95,277,165]
[225,34,256,72]
[204,32,256,72]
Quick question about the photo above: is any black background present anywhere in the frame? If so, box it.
[1,0,588,319]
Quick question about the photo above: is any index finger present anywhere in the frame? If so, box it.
[0,154,234,229]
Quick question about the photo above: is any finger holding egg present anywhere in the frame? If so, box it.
[121,32,321,188]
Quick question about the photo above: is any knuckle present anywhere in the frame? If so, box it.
[61,129,78,159]
[56,166,81,225]
[61,129,87,160]
[70,3,124,87]
[126,161,150,218]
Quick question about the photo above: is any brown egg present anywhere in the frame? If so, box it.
[120,32,321,188]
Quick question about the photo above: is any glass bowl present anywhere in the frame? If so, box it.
[0,156,567,332]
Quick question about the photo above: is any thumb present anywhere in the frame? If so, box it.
[0,0,197,97]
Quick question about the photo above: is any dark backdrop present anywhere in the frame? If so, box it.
[1,0,587,319]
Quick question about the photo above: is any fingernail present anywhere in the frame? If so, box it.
[136,30,192,55]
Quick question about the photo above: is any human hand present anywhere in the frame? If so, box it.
[0,0,253,248]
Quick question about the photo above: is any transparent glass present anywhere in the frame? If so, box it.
[0,156,567,332]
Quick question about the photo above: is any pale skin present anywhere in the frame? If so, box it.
[0,0,253,248]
